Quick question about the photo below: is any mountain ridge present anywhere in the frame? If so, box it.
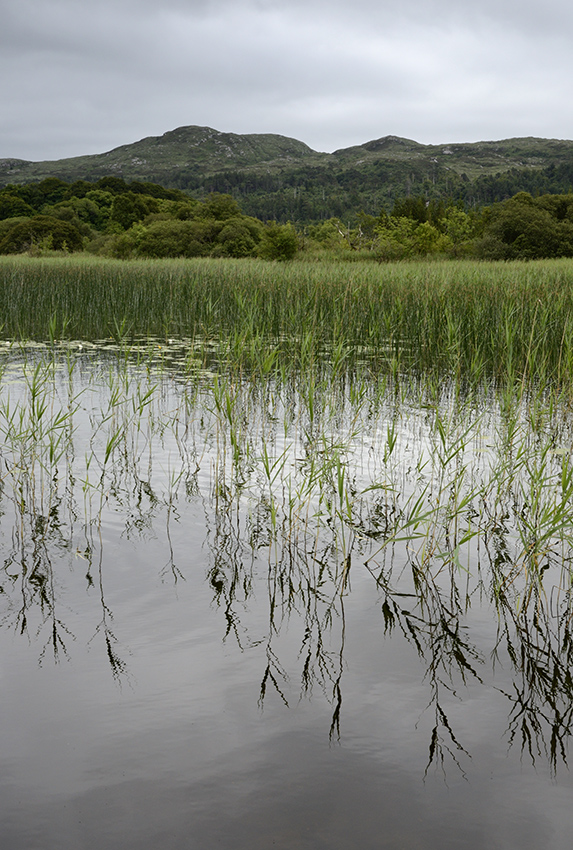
[3,125,573,222]
[3,125,573,180]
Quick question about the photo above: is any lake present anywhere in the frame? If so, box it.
[1,338,572,849]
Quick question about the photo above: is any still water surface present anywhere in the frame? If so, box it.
[0,342,572,849]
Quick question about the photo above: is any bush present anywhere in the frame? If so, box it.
[199,193,242,221]
[478,193,573,260]
[0,193,35,220]
[0,215,84,254]
[258,222,298,261]
[214,216,263,258]
[137,220,210,258]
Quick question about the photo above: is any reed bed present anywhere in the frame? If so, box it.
[2,255,573,771]
[2,255,573,384]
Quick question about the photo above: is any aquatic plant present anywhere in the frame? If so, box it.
[1,337,573,774]
[2,255,573,384]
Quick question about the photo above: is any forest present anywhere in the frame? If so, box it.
[2,175,573,261]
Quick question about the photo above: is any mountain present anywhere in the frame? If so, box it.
[3,126,573,222]
[0,126,320,184]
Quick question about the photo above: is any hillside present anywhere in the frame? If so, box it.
[3,126,573,222]
[0,126,319,184]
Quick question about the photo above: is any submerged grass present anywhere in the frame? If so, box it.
[2,255,573,383]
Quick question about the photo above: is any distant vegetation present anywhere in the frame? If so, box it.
[311,191,573,261]
[0,177,298,261]
[203,150,573,224]
[2,174,573,261]
[4,125,573,225]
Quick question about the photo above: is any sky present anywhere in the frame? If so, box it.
[2,0,572,161]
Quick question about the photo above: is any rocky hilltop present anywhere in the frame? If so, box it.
[3,126,573,221]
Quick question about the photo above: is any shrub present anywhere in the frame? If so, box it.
[138,220,210,258]
[478,193,573,260]
[0,215,84,254]
[0,193,35,220]
[258,222,298,261]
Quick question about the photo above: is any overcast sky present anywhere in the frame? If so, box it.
[2,0,572,161]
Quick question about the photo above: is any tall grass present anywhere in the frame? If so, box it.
[3,255,573,384]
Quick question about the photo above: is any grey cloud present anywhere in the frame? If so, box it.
[1,0,573,160]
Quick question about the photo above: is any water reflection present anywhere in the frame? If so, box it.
[1,343,573,781]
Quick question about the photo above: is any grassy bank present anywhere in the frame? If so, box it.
[2,254,573,383]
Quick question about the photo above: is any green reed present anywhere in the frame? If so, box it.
[3,255,573,384]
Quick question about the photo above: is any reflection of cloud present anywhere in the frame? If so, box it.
[0,727,554,849]
[1,0,573,159]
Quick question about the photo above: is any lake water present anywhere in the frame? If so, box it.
[1,341,572,849]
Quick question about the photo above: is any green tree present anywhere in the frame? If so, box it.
[412,221,451,255]
[96,176,129,195]
[391,196,428,224]
[137,220,209,258]
[478,193,573,259]
[199,193,242,221]
[0,193,35,220]
[36,178,69,205]
[0,215,84,254]
[110,192,157,230]
[375,216,418,259]
[441,207,473,244]
[258,222,298,260]
[42,197,106,231]
[214,216,262,258]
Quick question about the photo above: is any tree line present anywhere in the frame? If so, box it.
[167,155,573,224]
[303,191,573,261]
[2,175,573,261]
[0,177,298,260]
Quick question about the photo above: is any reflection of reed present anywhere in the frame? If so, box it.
[365,555,482,777]
[492,569,573,773]
[87,555,129,683]
[1,345,573,776]
[0,356,76,662]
